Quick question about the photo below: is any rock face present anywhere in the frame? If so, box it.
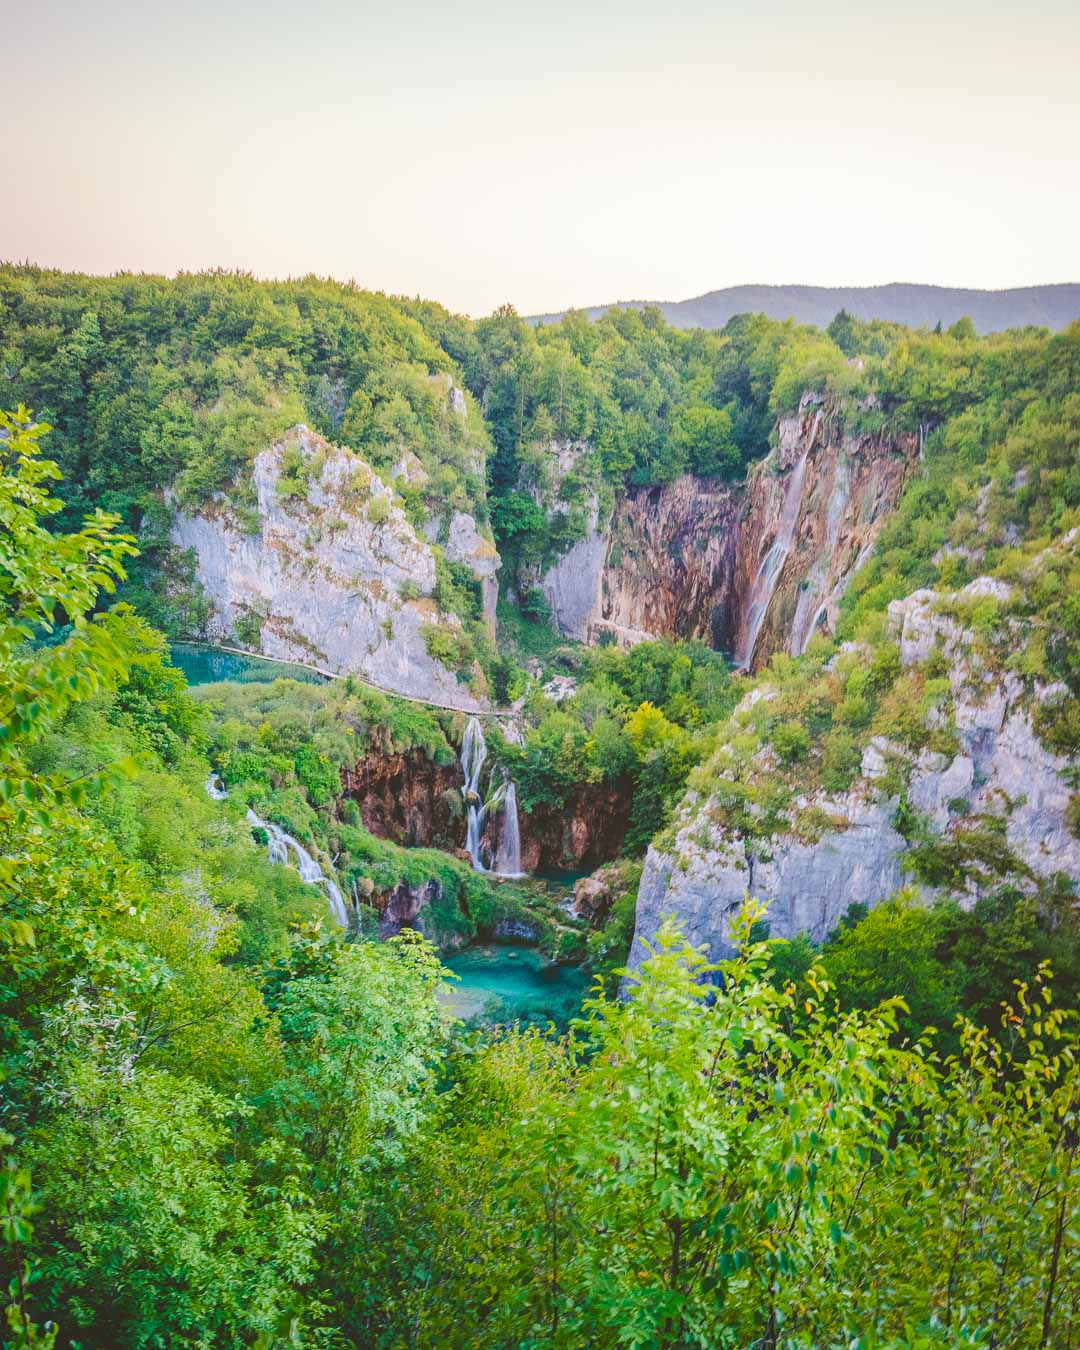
[628,572,1080,969]
[478,779,634,874]
[425,509,501,630]
[171,426,490,709]
[735,394,919,668]
[341,751,463,849]
[887,581,1080,886]
[631,798,909,970]
[345,737,632,876]
[595,477,741,648]
[542,524,608,642]
[538,393,918,665]
[519,781,634,873]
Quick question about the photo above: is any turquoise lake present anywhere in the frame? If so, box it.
[170,643,327,687]
[440,945,590,1026]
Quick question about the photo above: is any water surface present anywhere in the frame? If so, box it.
[441,944,589,1026]
[171,643,326,687]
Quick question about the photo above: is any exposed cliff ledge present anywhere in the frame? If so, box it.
[628,571,1080,969]
[171,426,491,709]
[539,392,919,667]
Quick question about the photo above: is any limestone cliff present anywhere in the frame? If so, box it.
[538,392,918,665]
[628,564,1080,969]
[733,393,919,668]
[171,425,490,709]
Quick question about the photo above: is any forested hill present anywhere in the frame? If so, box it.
[530,281,1080,334]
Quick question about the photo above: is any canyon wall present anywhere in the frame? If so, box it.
[541,392,919,667]
[171,425,493,709]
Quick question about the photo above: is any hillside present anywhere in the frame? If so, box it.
[530,281,1080,334]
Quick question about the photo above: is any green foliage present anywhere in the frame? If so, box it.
[0,267,493,637]
[353,908,1080,1347]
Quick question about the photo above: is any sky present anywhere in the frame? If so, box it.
[5,0,1079,316]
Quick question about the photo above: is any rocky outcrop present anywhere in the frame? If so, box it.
[573,861,633,924]
[341,751,462,849]
[537,393,918,664]
[628,571,1080,969]
[631,796,909,969]
[424,509,501,630]
[171,426,490,709]
[888,580,1080,885]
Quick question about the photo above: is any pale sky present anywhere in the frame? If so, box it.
[6,0,1078,315]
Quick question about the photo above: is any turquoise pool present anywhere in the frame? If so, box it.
[170,644,327,687]
[440,944,590,1026]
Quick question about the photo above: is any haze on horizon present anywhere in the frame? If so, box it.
[6,0,1079,317]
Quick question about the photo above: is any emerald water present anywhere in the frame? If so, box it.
[170,644,327,687]
[440,945,589,1025]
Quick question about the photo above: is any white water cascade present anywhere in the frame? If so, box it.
[461,716,489,868]
[203,773,349,927]
[494,782,523,878]
[245,807,350,927]
[460,716,525,876]
[734,449,811,670]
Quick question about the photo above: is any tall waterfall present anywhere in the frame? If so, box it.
[735,449,811,670]
[204,773,349,927]
[460,716,525,876]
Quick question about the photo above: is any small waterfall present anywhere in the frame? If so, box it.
[202,772,348,927]
[460,716,525,876]
[246,807,350,927]
[735,449,811,670]
[494,782,523,878]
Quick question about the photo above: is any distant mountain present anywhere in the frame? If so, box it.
[528,283,1080,335]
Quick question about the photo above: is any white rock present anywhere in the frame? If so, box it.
[171,426,489,709]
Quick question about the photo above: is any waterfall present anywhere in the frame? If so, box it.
[735,449,811,670]
[494,782,523,878]
[460,715,525,876]
[202,773,348,927]
[246,807,350,927]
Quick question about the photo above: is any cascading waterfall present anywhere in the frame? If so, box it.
[461,715,489,868]
[245,807,350,927]
[734,449,811,670]
[460,716,525,876]
[494,782,523,878]
[790,537,876,657]
[203,773,348,927]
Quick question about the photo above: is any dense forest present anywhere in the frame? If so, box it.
[1,267,1079,1346]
